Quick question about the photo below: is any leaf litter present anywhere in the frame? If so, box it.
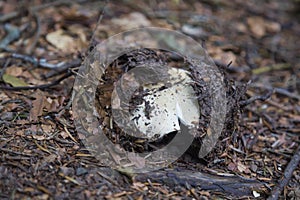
[0,0,299,199]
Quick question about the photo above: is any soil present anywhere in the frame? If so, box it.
[0,0,299,199]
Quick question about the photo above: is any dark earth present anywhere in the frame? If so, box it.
[0,0,299,199]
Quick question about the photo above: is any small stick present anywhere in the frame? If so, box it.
[97,171,119,186]
[251,83,300,101]
[0,24,20,49]
[0,58,11,78]
[0,0,88,23]
[10,53,66,69]
[0,71,73,90]
[214,60,250,73]
[44,58,82,78]
[26,12,41,54]
[63,125,78,144]
[239,89,273,106]
[267,145,300,200]
[0,147,32,157]
[252,63,291,75]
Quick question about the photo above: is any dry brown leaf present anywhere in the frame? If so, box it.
[46,29,76,52]
[30,90,45,121]
[60,131,69,139]
[227,162,237,171]
[41,124,53,134]
[45,97,61,112]
[247,17,266,38]
[40,154,57,168]
[111,12,151,30]
[271,133,287,148]
[208,46,237,66]
[68,24,88,49]
[60,4,95,21]
[132,182,148,191]
[32,134,46,140]
[247,16,281,38]
[5,65,23,76]
[5,102,19,111]
[235,22,248,33]
[264,21,281,33]
[237,161,249,173]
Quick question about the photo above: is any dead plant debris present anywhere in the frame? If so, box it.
[0,0,299,199]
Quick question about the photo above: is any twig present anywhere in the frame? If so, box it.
[267,145,300,200]
[7,53,81,74]
[0,147,32,157]
[273,88,300,101]
[4,155,31,160]
[26,12,41,54]
[251,83,300,101]
[239,89,273,106]
[44,58,82,78]
[266,149,292,159]
[0,0,88,23]
[4,52,81,77]
[0,24,20,49]
[0,58,11,78]
[0,71,73,90]
[5,161,28,172]
[63,125,78,144]
[252,63,291,75]
[214,60,250,73]
[58,172,81,185]
[133,169,267,197]
[97,171,119,186]
[10,53,66,69]
[86,0,109,55]
[265,99,291,112]
[34,140,51,154]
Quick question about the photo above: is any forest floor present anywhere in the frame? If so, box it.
[0,0,299,199]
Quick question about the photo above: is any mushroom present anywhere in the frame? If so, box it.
[130,67,200,140]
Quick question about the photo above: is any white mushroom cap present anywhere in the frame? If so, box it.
[130,67,200,140]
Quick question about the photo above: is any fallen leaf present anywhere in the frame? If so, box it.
[271,133,287,148]
[250,163,258,172]
[264,21,281,33]
[247,17,266,38]
[235,22,248,33]
[32,134,46,140]
[60,166,75,176]
[0,112,14,121]
[5,65,23,76]
[60,4,95,22]
[40,154,57,168]
[30,90,45,121]
[237,161,250,173]
[132,182,148,191]
[227,162,237,171]
[46,29,76,52]
[247,17,281,38]
[68,24,88,49]
[2,74,28,87]
[44,97,61,112]
[41,124,53,134]
[207,42,238,66]
[60,131,69,139]
[112,12,151,30]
